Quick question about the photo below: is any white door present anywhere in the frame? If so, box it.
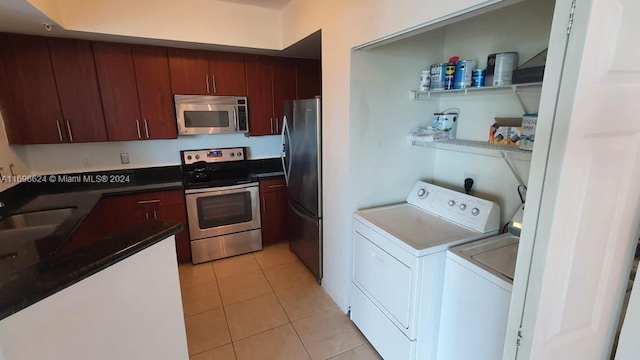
[513,0,640,358]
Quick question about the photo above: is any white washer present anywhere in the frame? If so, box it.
[350,181,500,360]
[436,233,519,360]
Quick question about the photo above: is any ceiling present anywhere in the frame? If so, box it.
[0,0,320,59]
[217,0,292,10]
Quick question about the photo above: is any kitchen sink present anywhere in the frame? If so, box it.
[0,208,75,231]
[0,225,58,244]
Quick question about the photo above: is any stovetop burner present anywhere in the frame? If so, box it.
[181,147,257,189]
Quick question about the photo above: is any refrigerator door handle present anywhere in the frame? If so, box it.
[289,201,317,223]
[281,116,291,185]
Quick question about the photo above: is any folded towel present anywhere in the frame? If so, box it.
[406,126,448,143]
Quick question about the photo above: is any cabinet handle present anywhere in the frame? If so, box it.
[143,119,150,139]
[56,121,64,142]
[206,75,210,94]
[270,118,274,134]
[153,210,157,220]
[145,212,149,220]
[268,184,284,189]
[211,75,217,94]
[136,119,141,139]
[9,164,15,176]
[138,199,161,204]
[66,121,74,142]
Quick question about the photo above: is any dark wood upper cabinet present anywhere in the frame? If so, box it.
[169,48,247,97]
[132,45,177,139]
[168,48,209,95]
[0,45,20,144]
[93,42,142,141]
[0,34,64,145]
[273,57,297,133]
[296,58,321,99]
[245,55,275,136]
[208,51,247,96]
[48,38,108,143]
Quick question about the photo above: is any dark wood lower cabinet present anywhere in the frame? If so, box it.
[66,190,191,263]
[260,177,288,246]
[110,190,191,263]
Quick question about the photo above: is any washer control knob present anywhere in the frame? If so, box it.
[195,155,200,160]
[459,203,467,210]
[187,155,192,160]
[417,188,428,199]
[230,153,235,157]
[448,200,456,206]
[237,152,242,157]
[471,208,480,216]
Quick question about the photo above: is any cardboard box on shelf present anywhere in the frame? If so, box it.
[489,117,522,147]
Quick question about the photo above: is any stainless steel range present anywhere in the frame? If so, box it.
[181,147,261,264]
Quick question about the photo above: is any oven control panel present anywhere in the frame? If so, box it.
[406,181,500,233]
[182,148,246,164]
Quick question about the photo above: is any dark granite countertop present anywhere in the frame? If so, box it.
[0,160,284,320]
[249,158,285,179]
[0,166,185,321]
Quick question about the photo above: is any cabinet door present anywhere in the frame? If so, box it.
[157,204,191,263]
[93,42,142,141]
[0,34,64,145]
[132,45,177,139]
[0,45,20,144]
[296,58,321,99]
[208,51,247,96]
[245,55,274,136]
[48,38,108,143]
[168,48,209,95]
[62,198,115,254]
[260,190,288,246]
[273,57,297,134]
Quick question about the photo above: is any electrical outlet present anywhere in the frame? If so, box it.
[120,153,130,164]
[463,173,478,190]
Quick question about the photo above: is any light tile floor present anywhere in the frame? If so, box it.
[178,242,382,360]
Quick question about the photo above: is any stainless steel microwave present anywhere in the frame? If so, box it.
[175,95,249,135]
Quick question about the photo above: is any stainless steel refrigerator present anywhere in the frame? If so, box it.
[281,97,322,282]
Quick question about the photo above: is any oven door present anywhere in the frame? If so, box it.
[176,99,237,135]
[185,184,261,240]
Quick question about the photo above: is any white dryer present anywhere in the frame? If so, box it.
[350,181,500,360]
[436,231,520,360]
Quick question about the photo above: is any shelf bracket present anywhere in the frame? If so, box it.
[514,89,530,114]
[501,151,527,188]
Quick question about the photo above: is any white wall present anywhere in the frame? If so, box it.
[350,28,446,210]
[280,0,516,311]
[19,134,282,175]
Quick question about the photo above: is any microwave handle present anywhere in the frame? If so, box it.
[233,107,238,131]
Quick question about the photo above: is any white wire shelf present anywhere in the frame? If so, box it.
[410,82,543,100]
[411,139,532,162]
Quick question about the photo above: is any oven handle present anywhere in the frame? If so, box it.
[184,183,258,195]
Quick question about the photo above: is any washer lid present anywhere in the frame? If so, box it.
[448,233,519,284]
[472,242,519,281]
[354,203,495,256]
